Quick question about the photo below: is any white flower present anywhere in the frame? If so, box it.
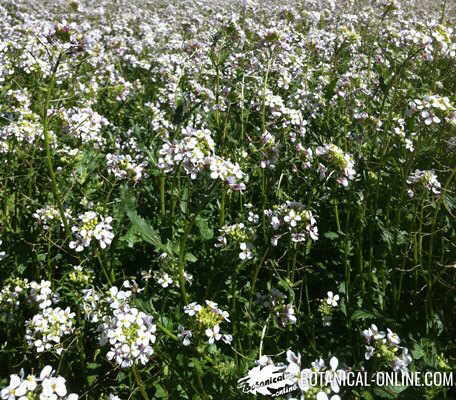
[205,325,222,344]
[222,334,233,345]
[183,302,201,316]
[157,273,173,288]
[266,203,318,245]
[256,355,274,367]
[278,304,297,326]
[177,326,192,346]
[23,374,37,392]
[99,304,156,368]
[365,345,375,360]
[326,291,339,307]
[311,358,325,371]
[371,324,386,341]
[41,376,67,397]
[393,348,413,372]
[1,375,26,400]
[387,328,400,345]
[316,392,341,400]
[362,324,384,344]
[239,242,253,260]
[284,210,301,227]
[324,357,343,393]
[39,366,54,381]
[1,367,78,400]
[285,350,301,382]
[25,307,75,354]
[69,212,114,252]
[407,170,441,195]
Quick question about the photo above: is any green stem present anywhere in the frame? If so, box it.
[42,53,70,238]
[249,247,270,308]
[97,252,113,286]
[160,175,166,217]
[259,315,270,358]
[156,321,178,341]
[290,244,297,281]
[178,216,195,305]
[334,201,341,233]
[219,189,225,226]
[132,365,150,400]
[260,54,273,133]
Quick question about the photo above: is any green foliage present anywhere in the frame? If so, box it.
[0,0,455,399]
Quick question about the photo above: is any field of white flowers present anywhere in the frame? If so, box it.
[0,0,455,399]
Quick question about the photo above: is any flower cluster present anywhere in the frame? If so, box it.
[0,116,45,152]
[0,279,58,310]
[99,303,157,368]
[182,300,232,346]
[215,221,257,260]
[1,365,78,400]
[158,126,246,190]
[259,131,281,169]
[46,20,87,55]
[33,206,65,230]
[0,277,29,309]
[29,280,59,309]
[256,288,297,327]
[80,281,156,367]
[106,153,148,183]
[362,324,412,373]
[408,95,455,126]
[157,127,215,178]
[81,283,133,323]
[155,272,174,288]
[208,156,247,191]
[285,351,343,400]
[105,133,149,184]
[142,266,193,288]
[265,201,318,246]
[406,169,441,198]
[69,211,114,252]
[61,107,109,147]
[67,265,95,286]
[25,306,75,355]
[319,291,340,327]
[315,144,356,187]
[81,288,104,323]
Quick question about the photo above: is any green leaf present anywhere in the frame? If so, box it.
[118,187,166,251]
[361,391,375,400]
[195,216,214,240]
[185,252,197,262]
[324,231,339,240]
[351,310,376,321]
[153,384,168,399]
[373,385,408,399]
[411,345,424,360]
[442,193,456,214]
[126,208,164,248]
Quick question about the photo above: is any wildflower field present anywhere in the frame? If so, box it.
[0,0,455,399]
